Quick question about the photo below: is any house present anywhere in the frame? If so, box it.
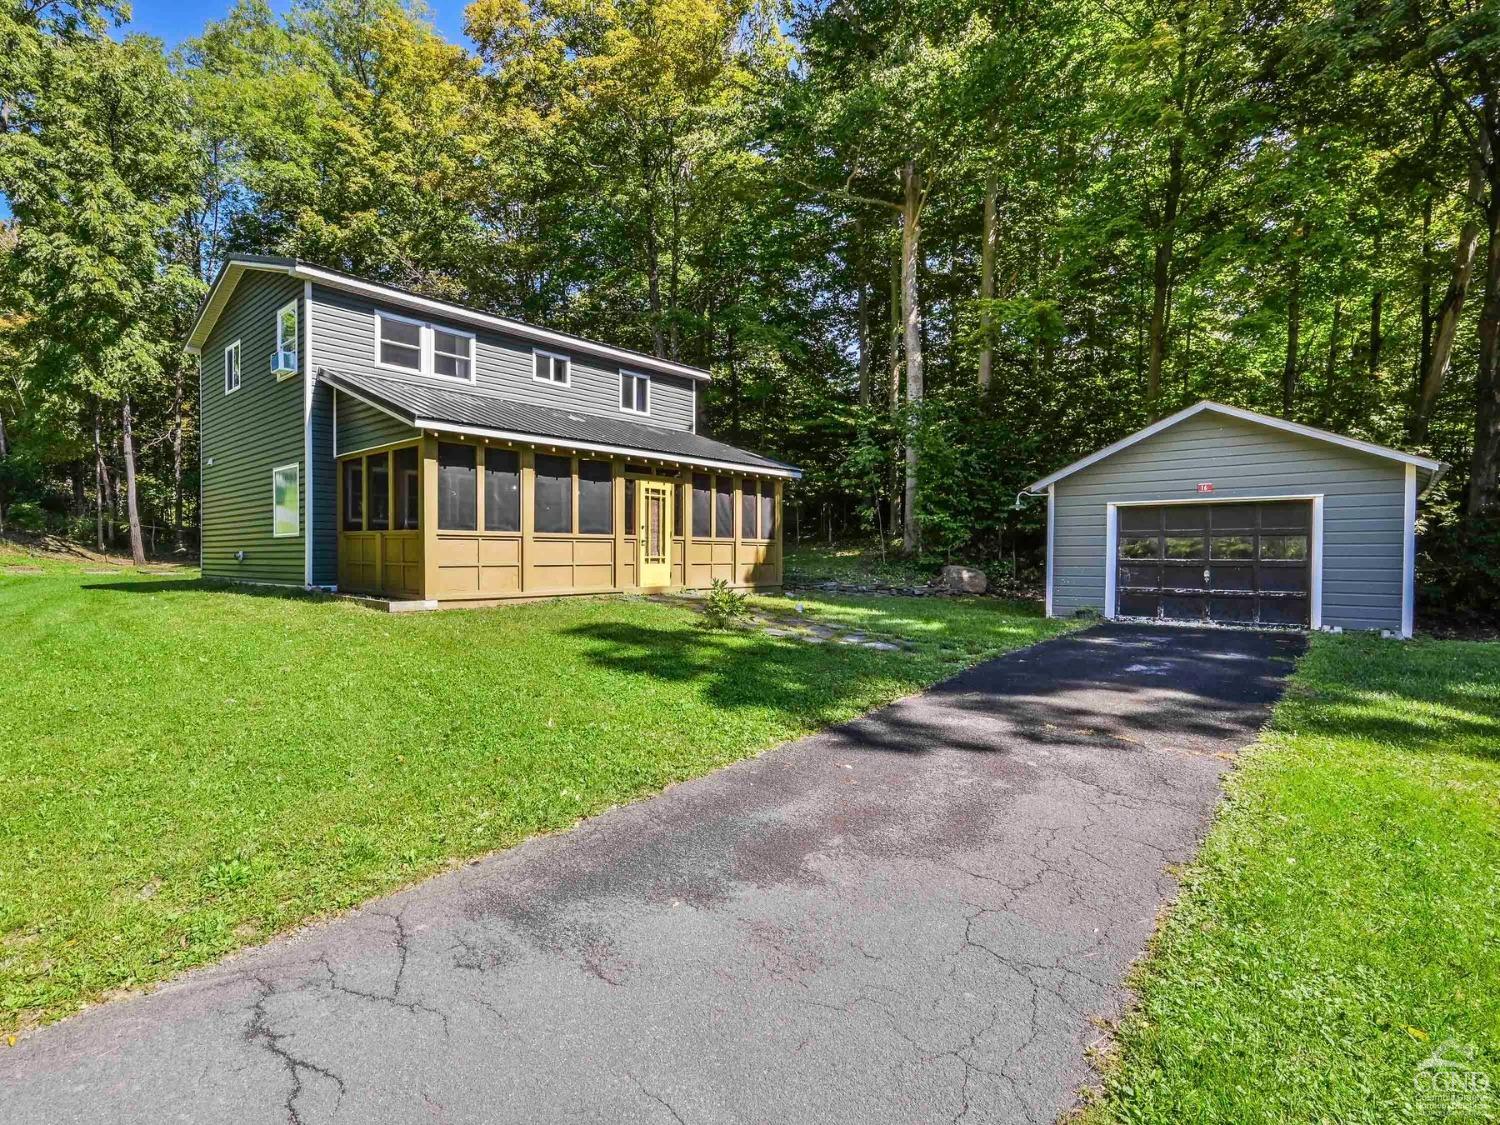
[1024,401,1448,638]
[186,256,799,606]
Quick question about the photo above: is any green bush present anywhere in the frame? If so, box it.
[700,578,750,629]
[6,501,47,533]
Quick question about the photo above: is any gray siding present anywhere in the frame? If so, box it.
[199,271,306,583]
[309,380,337,586]
[1051,411,1407,632]
[335,390,419,455]
[310,285,698,432]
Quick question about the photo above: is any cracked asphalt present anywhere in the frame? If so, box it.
[1,623,1303,1124]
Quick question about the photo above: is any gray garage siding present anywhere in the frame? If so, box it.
[1051,411,1407,632]
[199,271,306,584]
[309,379,337,586]
[335,389,418,456]
[310,285,698,432]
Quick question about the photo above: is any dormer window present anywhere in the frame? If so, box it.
[377,313,475,382]
[534,349,570,386]
[620,370,650,415]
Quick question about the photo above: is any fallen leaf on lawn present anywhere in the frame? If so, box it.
[1407,1027,1428,1041]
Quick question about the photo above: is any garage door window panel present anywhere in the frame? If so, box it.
[1261,534,1308,560]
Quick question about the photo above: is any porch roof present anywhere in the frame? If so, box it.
[321,368,801,479]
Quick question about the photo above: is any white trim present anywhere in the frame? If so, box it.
[533,348,571,387]
[1099,493,1323,628]
[223,339,241,394]
[620,369,651,416]
[1045,484,1055,617]
[374,309,430,378]
[431,323,476,383]
[303,283,315,585]
[185,258,713,383]
[1401,463,1416,638]
[1025,401,1445,494]
[272,462,300,538]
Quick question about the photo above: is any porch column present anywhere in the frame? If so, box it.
[420,433,439,600]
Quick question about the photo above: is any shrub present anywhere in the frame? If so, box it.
[6,501,46,534]
[700,578,749,629]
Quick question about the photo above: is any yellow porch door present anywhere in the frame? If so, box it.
[637,480,672,588]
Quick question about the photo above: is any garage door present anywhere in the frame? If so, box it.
[1116,501,1311,626]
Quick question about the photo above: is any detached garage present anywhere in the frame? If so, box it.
[1025,401,1448,638]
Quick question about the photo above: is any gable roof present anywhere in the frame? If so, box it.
[1025,401,1448,494]
[185,255,712,384]
[323,367,800,479]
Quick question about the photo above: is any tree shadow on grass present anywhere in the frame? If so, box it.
[83,578,320,601]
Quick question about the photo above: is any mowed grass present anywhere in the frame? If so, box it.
[0,560,1070,1034]
[1096,634,1500,1123]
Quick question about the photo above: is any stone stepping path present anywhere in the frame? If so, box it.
[650,594,912,652]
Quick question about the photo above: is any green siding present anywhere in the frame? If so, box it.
[199,272,306,583]
[334,390,418,455]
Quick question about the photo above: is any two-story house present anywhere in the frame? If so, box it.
[186,256,799,605]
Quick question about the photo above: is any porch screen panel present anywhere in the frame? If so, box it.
[578,459,613,534]
[715,476,733,539]
[484,449,520,532]
[438,442,477,530]
[343,459,364,530]
[741,481,758,539]
[368,453,390,531]
[535,454,573,533]
[692,474,712,537]
[759,481,775,539]
[394,447,419,529]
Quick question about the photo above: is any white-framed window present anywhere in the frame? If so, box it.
[223,339,242,394]
[272,301,298,377]
[272,462,300,538]
[433,326,474,381]
[377,312,423,372]
[534,349,570,386]
[620,370,650,415]
[375,312,475,382]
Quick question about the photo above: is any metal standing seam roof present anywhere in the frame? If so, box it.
[322,368,801,478]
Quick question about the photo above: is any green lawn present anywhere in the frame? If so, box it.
[0,554,1069,1034]
[783,541,937,587]
[1095,634,1500,1123]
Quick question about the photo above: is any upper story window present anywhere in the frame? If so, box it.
[378,313,423,372]
[620,370,650,415]
[377,312,475,382]
[223,340,241,394]
[534,349,570,386]
[273,302,298,377]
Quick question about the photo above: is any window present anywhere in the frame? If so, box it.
[715,476,734,539]
[273,302,298,375]
[484,448,520,532]
[620,370,650,414]
[535,454,573,532]
[433,328,473,381]
[759,481,775,540]
[1260,534,1308,561]
[741,480,758,539]
[394,447,419,530]
[692,473,712,537]
[578,459,613,534]
[625,480,636,537]
[343,459,364,530]
[272,463,299,538]
[534,350,570,385]
[224,340,241,394]
[368,453,390,531]
[1211,535,1253,559]
[438,442,477,530]
[1119,535,1158,560]
[378,314,423,371]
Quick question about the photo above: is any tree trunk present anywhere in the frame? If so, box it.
[1147,138,1183,412]
[978,173,997,391]
[171,361,186,549]
[1368,226,1384,381]
[1414,145,1487,441]
[1283,247,1301,415]
[887,250,902,411]
[92,406,106,552]
[121,395,146,566]
[855,217,871,407]
[0,407,7,533]
[900,160,924,556]
[1467,166,1500,518]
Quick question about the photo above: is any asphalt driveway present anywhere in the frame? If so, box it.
[1,623,1303,1124]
